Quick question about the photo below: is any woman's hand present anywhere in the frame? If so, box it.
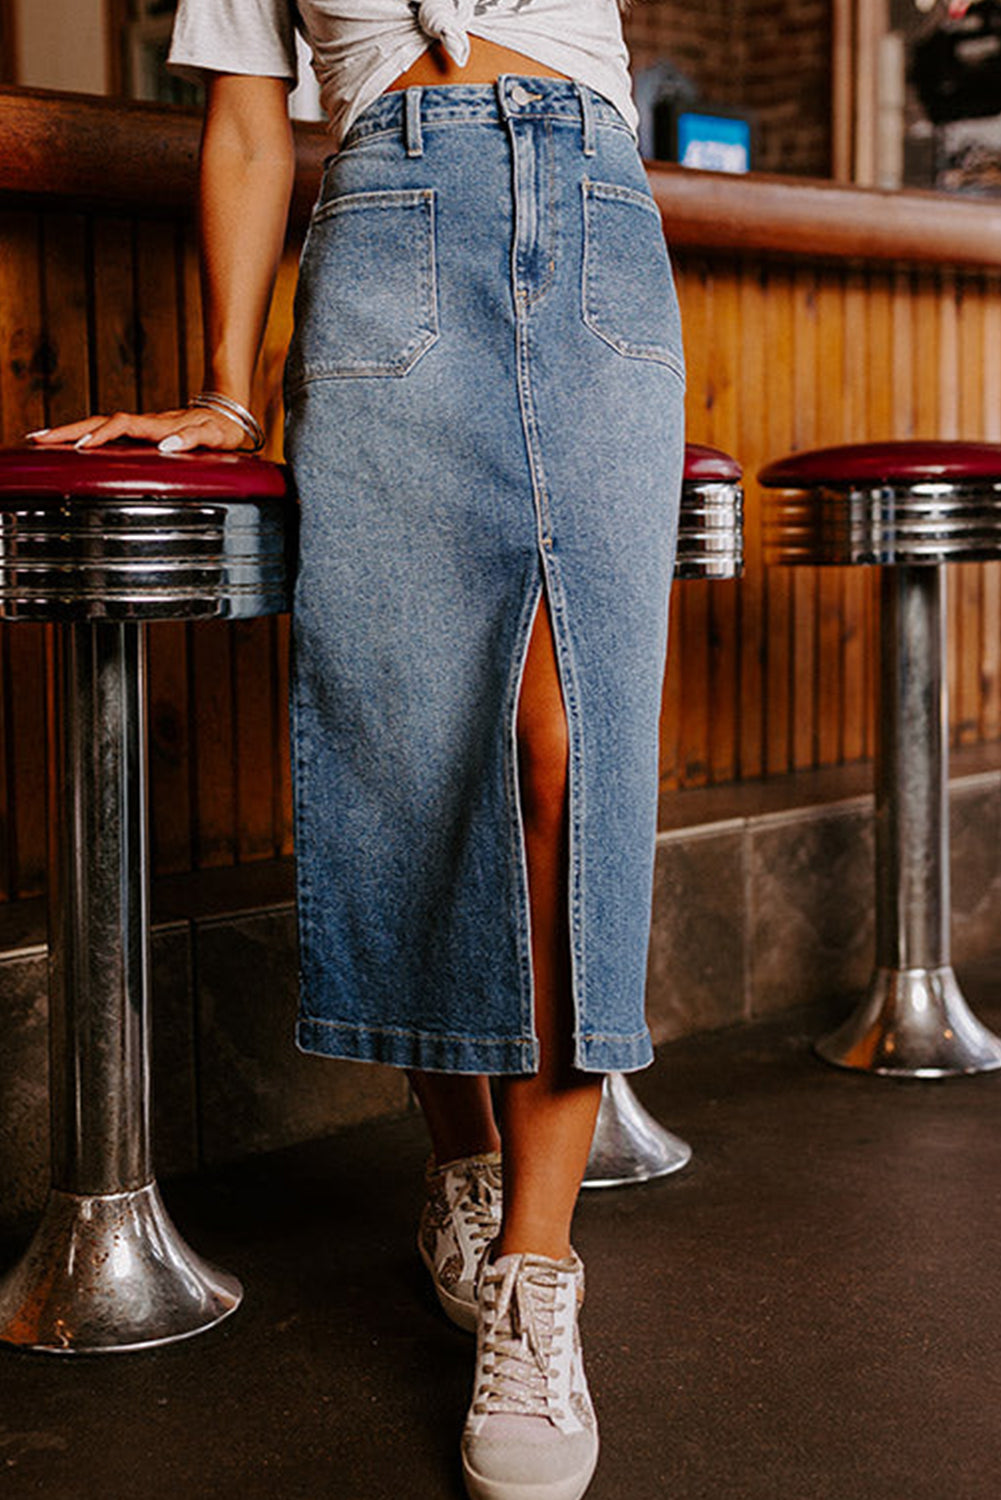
[27,404,254,453]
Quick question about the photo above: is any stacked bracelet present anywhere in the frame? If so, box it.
[188,391,266,452]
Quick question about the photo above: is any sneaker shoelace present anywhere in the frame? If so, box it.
[473,1256,569,1423]
[452,1156,502,1256]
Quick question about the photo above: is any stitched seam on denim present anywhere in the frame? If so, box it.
[541,560,588,1066]
[509,121,557,543]
[580,1028,650,1044]
[299,1016,536,1046]
[287,615,316,995]
[506,581,544,1057]
[522,119,558,312]
[580,181,686,376]
[309,186,433,226]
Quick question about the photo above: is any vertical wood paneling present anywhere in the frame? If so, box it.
[980,278,1001,741]
[40,212,91,428]
[762,265,795,776]
[736,264,767,779]
[791,267,818,770]
[91,216,138,415]
[190,621,237,867]
[233,618,278,861]
[956,278,985,746]
[842,267,869,763]
[815,269,846,765]
[0,211,48,900]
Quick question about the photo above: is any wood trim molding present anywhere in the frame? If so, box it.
[2,86,1001,268]
[0,86,330,225]
[648,163,1001,268]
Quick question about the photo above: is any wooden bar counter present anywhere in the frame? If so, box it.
[2,86,1001,902]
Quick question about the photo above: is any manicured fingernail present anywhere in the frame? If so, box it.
[158,435,184,453]
[74,434,93,449]
[25,429,50,439]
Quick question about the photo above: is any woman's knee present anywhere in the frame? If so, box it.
[517,711,569,834]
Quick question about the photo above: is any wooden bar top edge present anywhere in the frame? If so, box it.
[2,86,1001,267]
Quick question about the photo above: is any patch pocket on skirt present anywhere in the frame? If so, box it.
[288,188,439,385]
[581,180,685,376]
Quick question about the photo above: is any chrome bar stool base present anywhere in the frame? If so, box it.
[762,442,1001,1081]
[0,1183,241,1353]
[0,447,293,1353]
[816,964,1001,1079]
[582,1073,692,1188]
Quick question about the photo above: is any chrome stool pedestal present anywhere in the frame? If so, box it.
[584,1072,692,1187]
[762,441,1001,1078]
[0,446,294,1351]
[584,444,744,1187]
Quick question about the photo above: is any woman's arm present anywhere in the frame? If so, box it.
[32,74,295,452]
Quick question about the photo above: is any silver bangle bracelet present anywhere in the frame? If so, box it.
[188,391,266,452]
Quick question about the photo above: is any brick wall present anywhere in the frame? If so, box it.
[622,0,833,177]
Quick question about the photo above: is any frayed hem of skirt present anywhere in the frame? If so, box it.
[295,1017,655,1075]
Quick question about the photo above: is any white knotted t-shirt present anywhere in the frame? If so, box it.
[168,0,637,150]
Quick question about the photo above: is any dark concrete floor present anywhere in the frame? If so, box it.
[3,970,1001,1500]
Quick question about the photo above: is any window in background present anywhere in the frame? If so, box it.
[123,0,198,105]
[837,0,1001,195]
[121,2,324,120]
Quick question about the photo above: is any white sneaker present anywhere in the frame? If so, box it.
[462,1251,599,1500]
[418,1151,503,1332]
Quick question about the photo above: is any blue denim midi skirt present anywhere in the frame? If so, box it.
[284,77,685,1076]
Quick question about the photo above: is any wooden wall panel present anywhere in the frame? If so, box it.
[666,251,1001,792]
[2,184,1001,894]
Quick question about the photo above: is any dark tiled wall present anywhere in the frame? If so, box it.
[646,771,1001,1047]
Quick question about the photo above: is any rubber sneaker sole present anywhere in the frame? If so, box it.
[461,1438,599,1500]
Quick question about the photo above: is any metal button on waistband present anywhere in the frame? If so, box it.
[509,83,534,107]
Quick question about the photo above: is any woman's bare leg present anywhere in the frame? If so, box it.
[496,598,603,1260]
[406,1070,500,1165]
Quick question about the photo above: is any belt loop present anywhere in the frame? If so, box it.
[495,74,513,124]
[577,82,597,157]
[405,86,424,158]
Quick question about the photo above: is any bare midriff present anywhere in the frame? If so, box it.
[387,35,569,91]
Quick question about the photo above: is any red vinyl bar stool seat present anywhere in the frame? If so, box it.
[584,443,744,1187]
[0,444,296,1352]
[760,439,1001,1077]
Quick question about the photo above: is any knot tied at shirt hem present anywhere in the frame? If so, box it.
[417,0,476,67]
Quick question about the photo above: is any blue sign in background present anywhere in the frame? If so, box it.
[677,112,752,174]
